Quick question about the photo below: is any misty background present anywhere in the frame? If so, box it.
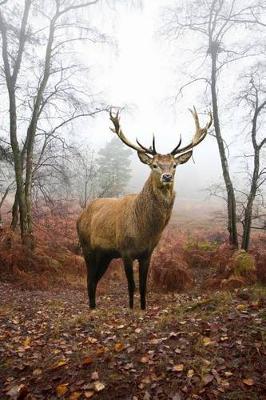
[59,0,264,205]
[0,0,265,225]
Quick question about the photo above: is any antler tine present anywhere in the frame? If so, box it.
[170,135,182,155]
[109,108,155,155]
[152,134,156,154]
[171,107,212,155]
[136,138,154,154]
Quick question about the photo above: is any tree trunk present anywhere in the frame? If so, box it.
[210,44,238,248]
[8,90,31,246]
[0,3,32,247]
[11,190,19,230]
[241,118,261,250]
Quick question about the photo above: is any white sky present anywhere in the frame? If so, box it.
[75,0,223,200]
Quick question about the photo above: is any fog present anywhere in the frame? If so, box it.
[67,0,263,205]
[0,0,265,215]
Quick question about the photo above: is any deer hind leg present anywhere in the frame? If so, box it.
[138,256,151,310]
[123,257,135,309]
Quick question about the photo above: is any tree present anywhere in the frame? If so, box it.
[162,0,265,247]
[96,137,132,197]
[237,67,266,249]
[0,0,108,248]
[70,144,98,208]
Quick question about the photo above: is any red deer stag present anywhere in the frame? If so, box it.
[77,108,212,309]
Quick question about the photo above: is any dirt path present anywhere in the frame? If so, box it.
[0,282,265,400]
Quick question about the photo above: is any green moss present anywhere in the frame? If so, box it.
[232,250,255,277]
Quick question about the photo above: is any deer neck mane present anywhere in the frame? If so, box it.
[134,173,175,231]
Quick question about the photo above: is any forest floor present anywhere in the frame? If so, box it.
[0,281,265,400]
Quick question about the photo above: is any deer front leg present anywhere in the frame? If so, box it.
[138,256,151,310]
[123,257,135,309]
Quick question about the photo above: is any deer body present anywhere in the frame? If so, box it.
[78,173,175,260]
[77,108,212,309]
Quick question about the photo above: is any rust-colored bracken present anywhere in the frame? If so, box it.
[77,108,212,309]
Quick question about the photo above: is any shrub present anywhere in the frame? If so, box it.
[185,249,212,269]
[229,250,256,283]
[254,251,266,284]
[151,247,193,292]
[221,276,246,290]
[210,243,235,276]
[203,277,222,290]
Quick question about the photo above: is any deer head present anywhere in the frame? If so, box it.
[110,107,212,186]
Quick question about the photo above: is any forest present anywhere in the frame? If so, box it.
[0,1,265,399]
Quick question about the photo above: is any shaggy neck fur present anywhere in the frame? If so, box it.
[134,173,175,235]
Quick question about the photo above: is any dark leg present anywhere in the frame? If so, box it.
[123,257,135,309]
[95,255,112,283]
[84,253,97,309]
[139,256,150,310]
[85,253,112,309]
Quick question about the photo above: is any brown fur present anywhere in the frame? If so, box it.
[77,152,190,310]
[77,170,175,261]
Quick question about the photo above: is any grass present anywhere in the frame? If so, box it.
[157,291,235,329]
[247,284,266,299]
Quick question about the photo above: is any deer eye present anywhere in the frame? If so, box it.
[152,164,158,169]
[173,164,177,169]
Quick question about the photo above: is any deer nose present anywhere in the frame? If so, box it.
[162,173,173,182]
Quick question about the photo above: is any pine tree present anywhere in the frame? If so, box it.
[97,137,132,197]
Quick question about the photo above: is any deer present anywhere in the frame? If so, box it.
[77,107,212,310]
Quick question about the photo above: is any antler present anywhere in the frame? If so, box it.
[171,107,212,155]
[109,109,156,155]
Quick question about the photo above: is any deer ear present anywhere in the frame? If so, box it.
[138,152,153,165]
[174,150,193,165]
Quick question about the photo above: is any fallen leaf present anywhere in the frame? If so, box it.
[50,359,67,369]
[82,356,93,366]
[33,368,42,376]
[224,371,233,377]
[175,347,181,354]
[56,383,69,397]
[114,342,125,352]
[150,338,160,345]
[86,337,97,344]
[91,371,99,381]
[69,392,81,400]
[84,391,94,399]
[243,378,255,386]
[23,336,31,348]
[202,374,214,386]
[187,369,194,378]
[94,381,105,392]
[202,337,214,346]
[140,356,149,363]
[169,332,178,338]
[96,347,106,356]
[143,391,151,400]
[236,304,247,311]
[173,364,184,372]
[6,384,28,399]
